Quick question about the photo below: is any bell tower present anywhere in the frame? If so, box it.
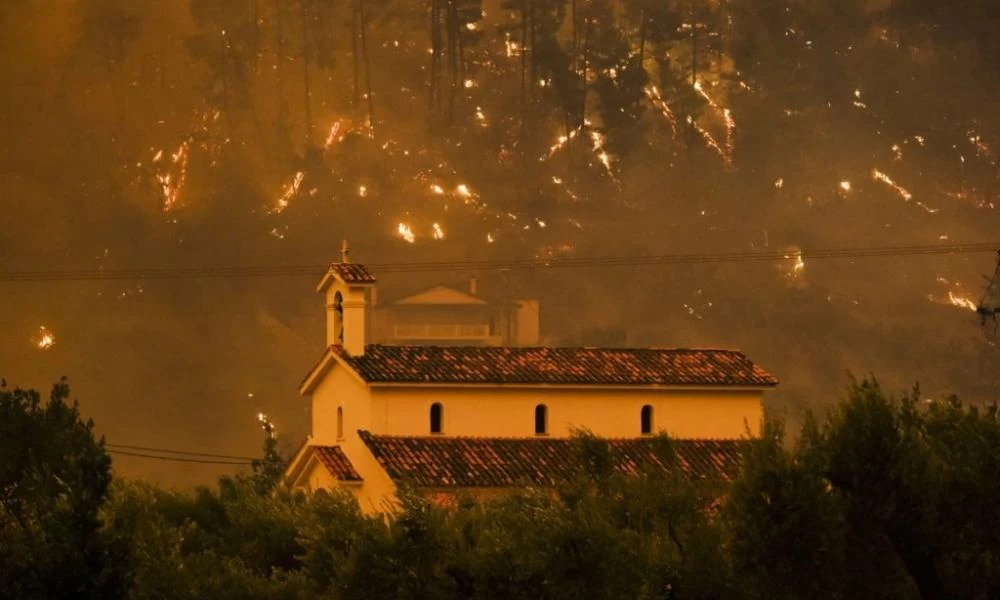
[315,241,376,355]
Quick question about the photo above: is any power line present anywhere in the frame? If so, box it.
[1,242,997,282]
[104,442,258,462]
[107,449,254,465]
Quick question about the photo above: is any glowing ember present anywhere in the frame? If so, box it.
[872,169,913,201]
[948,291,978,311]
[774,178,784,189]
[486,233,495,243]
[257,412,276,438]
[430,184,445,194]
[322,121,342,149]
[687,115,727,163]
[504,33,519,57]
[274,171,304,213]
[543,128,579,160]
[432,222,445,239]
[156,140,190,212]
[456,184,471,197]
[397,222,415,243]
[644,86,679,138]
[782,249,806,281]
[723,108,736,159]
[475,106,487,126]
[839,180,852,192]
[464,79,475,89]
[358,185,368,198]
[34,326,55,350]
[589,130,616,181]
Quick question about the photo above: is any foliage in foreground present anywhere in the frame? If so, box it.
[3,378,1000,599]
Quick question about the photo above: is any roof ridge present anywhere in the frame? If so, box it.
[358,430,747,443]
[332,345,778,388]
[360,344,745,353]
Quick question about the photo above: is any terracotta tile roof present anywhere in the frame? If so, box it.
[313,445,363,482]
[358,430,746,488]
[332,345,777,387]
[330,263,377,284]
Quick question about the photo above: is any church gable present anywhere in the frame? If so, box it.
[394,285,488,306]
[284,444,363,490]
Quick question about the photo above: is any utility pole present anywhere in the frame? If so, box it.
[977,250,1000,339]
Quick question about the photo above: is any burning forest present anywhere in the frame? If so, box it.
[2,0,1000,484]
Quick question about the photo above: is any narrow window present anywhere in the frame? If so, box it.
[336,406,344,439]
[430,402,443,434]
[535,404,548,435]
[333,291,344,344]
[641,405,654,435]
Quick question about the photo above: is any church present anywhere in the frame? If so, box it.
[283,252,778,513]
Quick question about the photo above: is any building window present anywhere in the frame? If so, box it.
[641,405,654,435]
[336,406,344,439]
[535,404,548,435]
[333,291,344,344]
[430,402,443,434]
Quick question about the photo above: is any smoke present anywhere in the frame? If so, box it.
[2,0,999,485]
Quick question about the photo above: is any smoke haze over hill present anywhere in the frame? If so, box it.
[2,0,998,484]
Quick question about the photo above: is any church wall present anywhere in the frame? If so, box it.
[311,365,372,445]
[368,386,764,439]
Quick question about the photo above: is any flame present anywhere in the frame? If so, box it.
[504,33,519,57]
[156,140,190,212]
[322,121,342,149]
[432,222,445,239]
[257,412,276,438]
[274,171,304,213]
[543,128,579,160]
[644,86,679,138]
[871,168,912,201]
[691,80,735,165]
[688,115,727,162]
[589,129,617,181]
[34,326,55,350]
[397,222,415,243]
[782,248,805,281]
[948,291,978,311]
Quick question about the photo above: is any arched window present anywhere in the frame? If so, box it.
[333,291,344,344]
[336,406,344,439]
[641,405,654,435]
[430,402,443,434]
[534,404,548,435]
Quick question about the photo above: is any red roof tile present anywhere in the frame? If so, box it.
[313,445,363,481]
[330,263,377,284]
[332,345,777,387]
[358,430,746,487]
